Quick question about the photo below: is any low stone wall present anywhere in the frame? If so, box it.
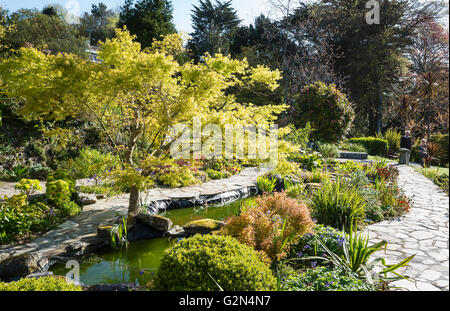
[339,151,368,160]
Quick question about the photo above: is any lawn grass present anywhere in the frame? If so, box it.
[413,166,449,177]
[367,155,396,163]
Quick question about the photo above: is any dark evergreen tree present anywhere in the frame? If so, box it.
[118,0,176,49]
[187,0,241,61]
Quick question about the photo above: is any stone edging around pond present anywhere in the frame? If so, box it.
[0,167,269,282]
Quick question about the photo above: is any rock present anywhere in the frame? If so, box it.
[74,192,97,206]
[126,221,164,242]
[97,225,112,241]
[136,213,173,232]
[96,194,105,200]
[339,151,368,160]
[183,219,225,236]
[64,236,107,257]
[80,193,97,206]
[0,252,48,279]
[305,183,322,190]
[167,225,186,238]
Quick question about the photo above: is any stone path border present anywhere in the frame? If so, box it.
[368,164,449,291]
[0,167,268,272]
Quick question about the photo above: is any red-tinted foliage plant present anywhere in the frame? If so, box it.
[219,192,314,263]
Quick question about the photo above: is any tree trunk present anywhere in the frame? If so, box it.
[128,185,140,215]
[376,82,383,134]
[126,115,142,216]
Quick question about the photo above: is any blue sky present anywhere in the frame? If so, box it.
[0,0,271,33]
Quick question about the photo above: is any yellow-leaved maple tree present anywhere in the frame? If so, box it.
[0,27,286,214]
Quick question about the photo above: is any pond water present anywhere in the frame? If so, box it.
[50,198,249,286]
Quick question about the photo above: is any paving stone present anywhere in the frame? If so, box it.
[420,270,442,281]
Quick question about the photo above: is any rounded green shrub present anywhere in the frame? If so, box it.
[318,143,340,159]
[293,82,354,143]
[46,169,76,194]
[45,179,71,206]
[0,276,82,291]
[61,201,81,217]
[154,234,277,291]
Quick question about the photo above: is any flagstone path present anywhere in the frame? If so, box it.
[368,164,449,291]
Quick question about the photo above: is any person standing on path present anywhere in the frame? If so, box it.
[418,139,428,167]
[400,130,412,163]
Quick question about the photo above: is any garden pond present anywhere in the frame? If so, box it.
[49,198,249,286]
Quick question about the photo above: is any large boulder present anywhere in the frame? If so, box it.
[0,252,48,280]
[182,219,225,236]
[136,213,172,232]
[126,221,164,242]
[124,213,173,242]
[74,192,97,206]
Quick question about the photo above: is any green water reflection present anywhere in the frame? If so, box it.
[50,198,248,286]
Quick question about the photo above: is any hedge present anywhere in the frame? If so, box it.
[346,137,388,156]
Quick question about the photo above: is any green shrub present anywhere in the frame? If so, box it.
[334,160,366,175]
[280,266,372,291]
[64,147,120,181]
[45,180,71,207]
[256,175,277,193]
[305,169,330,184]
[294,82,354,143]
[318,143,340,159]
[14,179,42,198]
[154,234,277,291]
[431,174,449,194]
[293,82,354,143]
[283,122,313,148]
[339,142,367,153]
[206,168,229,180]
[157,167,202,188]
[4,165,29,182]
[310,179,366,231]
[78,184,124,197]
[0,194,46,243]
[28,164,51,180]
[141,156,205,188]
[347,137,388,156]
[46,169,76,194]
[0,276,82,291]
[376,129,401,153]
[346,170,370,189]
[60,201,81,217]
[288,150,323,171]
[284,180,305,198]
